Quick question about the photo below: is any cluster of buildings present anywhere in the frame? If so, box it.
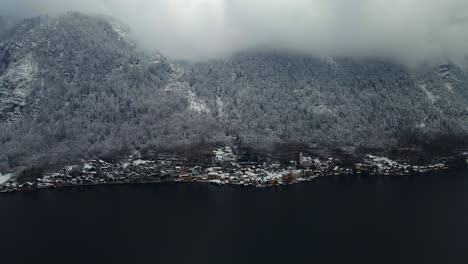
[0,147,467,193]
[0,158,177,192]
[356,155,453,176]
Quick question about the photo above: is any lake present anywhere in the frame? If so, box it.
[1,168,467,264]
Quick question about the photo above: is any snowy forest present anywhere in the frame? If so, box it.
[0,13,467,172]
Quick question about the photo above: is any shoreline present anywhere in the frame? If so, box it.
[1,147,467,194]
[1,162,466,194]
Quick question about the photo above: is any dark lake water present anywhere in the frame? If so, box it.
[1,168,468,264]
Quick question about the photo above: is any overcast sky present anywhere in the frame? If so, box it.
[2,0,468,61]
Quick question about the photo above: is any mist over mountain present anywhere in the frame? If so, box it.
[2,0,468,62]
[0,13,227,170]
[0,16,19,36]
[0,13,467,171]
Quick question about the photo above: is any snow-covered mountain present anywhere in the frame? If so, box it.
[0,13,467,171]
[186,54,468,149]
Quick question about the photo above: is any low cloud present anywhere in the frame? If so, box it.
[2,0,468,62]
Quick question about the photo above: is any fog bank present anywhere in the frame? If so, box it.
[2,0,468,61]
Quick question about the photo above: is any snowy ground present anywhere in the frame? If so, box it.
[0,173,12,185]
[419,84,438,104]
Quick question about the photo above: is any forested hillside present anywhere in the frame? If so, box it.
[0,13,227,171]
[0,13,467,171]
[186,54,468,150]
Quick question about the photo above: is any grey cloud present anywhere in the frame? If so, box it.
[1,0,468,62]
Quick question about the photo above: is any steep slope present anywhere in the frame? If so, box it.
[0,13,467,172]
[185,53,468,150]
[0,13,225,170]
[0,14,135,122]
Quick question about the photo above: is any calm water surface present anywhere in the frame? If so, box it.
[1,168,468,264]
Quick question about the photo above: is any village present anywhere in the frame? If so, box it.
[0,147,467,193]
